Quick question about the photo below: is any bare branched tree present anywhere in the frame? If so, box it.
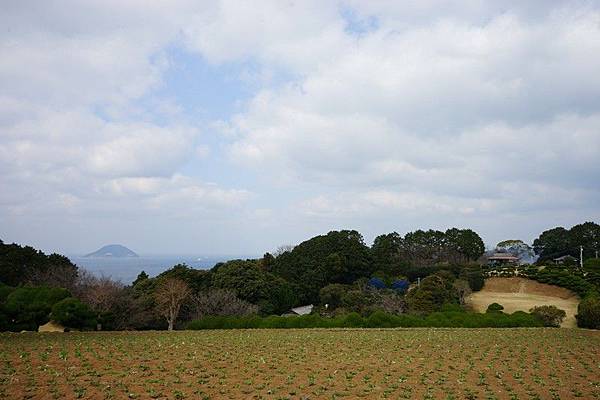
[374,290,406,314]
[453,279,472,306]
[154,278,192,331]
[76,271,124,314]
[193,289,258,319]
[273,244,294,257]
[27,264,78,292]
[69,269,136,330]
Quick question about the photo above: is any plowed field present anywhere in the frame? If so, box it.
[1,329,599,399]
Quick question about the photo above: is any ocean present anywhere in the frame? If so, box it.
[68,255,254,284]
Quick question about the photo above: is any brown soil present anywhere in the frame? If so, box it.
[468,277,580,328]
[1,329,600,400]
[480,277,577,299]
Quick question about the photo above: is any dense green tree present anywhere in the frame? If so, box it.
[371,232,405,276]
[272,230,372,304]
[396,228,484,266]
[132,271,149,287]
[570,222,600,260]
[533,227,571,261]
[584,258,600,272]
[0,241,78,287]
[156,264,212,293]
[576,294,600,329]
[0,283,14,304]
[258,278,297,315]
[129,277,164,330]
[213,259,296,315]
[260,252,275,271]
[533,222,600,262]
[445,228,485,262]
[402,229,446,265]
[51,297,96,330]
[2,286,70,331]
[319,283,349,309]
[460,264,485,291]
[405,273,458,314]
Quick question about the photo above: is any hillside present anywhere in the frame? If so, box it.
[84,244,138,258]
[467,277,580,328]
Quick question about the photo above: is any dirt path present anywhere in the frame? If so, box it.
[467,277,580,328]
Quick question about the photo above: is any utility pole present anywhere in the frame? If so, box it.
[580,246,584,269]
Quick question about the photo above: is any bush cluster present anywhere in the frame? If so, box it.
[512,267,596,297]
[530,305,566,327]
[576,294,600,329]
[486,303,504,313]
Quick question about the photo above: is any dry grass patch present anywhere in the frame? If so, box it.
[468,277,580,328]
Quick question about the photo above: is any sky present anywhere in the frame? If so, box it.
[1,0,600,256]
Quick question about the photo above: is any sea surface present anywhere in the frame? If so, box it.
[68,255,254,284]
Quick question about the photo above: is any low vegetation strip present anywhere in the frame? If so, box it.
[187,310,543,330]
[2,329,599,399]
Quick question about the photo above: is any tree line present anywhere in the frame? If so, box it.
[1,221,600,331]
[0,229,485,331]
[533,221,600,262]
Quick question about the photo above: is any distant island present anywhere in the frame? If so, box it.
[84,244,138,258]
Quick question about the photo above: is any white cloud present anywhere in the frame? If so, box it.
[0,0,253,246]
[224,6,600,215]
[1,1,599,253]
[87,123,196,177]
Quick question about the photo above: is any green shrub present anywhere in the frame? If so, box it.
[0,283,14,303]
[405,273,458,314]
[529,305,566,327]
[339,312,364,327]
[365,311,396,328]
[523,267,596,297]
[486,303,504,313]
[576,295,600,329]
[462,265,485,291]
[440,303,464,312]
[51,298,96,330]
[584,258,600,272]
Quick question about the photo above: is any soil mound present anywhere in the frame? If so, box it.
[481,277,576,299]
[38,321,65,332]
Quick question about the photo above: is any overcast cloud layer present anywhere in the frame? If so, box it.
[1,1,599,255]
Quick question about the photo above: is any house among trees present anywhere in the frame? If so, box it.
[487,253,520,266]
[553,255,578,265]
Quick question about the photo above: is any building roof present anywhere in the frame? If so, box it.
[289,304,313,315]
[488,253,519,261]
[553,255,577,261]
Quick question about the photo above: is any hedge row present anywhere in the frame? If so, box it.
[188,310,543,330]
[522,268,596,297]
[484,266,598,298]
